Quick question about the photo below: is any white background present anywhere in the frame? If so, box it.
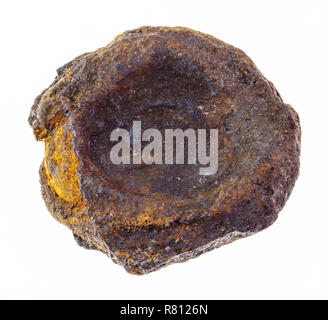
[0,0,327,299]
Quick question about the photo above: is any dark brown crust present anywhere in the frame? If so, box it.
[29,26,301,274]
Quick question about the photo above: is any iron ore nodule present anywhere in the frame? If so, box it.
[28,26,301,274]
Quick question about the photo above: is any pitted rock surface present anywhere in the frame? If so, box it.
[29,26,301,274]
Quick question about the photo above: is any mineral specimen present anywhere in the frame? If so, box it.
[28,26,301,274]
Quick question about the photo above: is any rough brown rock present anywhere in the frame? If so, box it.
[28,26,301,274]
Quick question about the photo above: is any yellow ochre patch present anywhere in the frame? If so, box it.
[44,118,86,208]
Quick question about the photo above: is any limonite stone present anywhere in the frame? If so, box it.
[29,26,301,274]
